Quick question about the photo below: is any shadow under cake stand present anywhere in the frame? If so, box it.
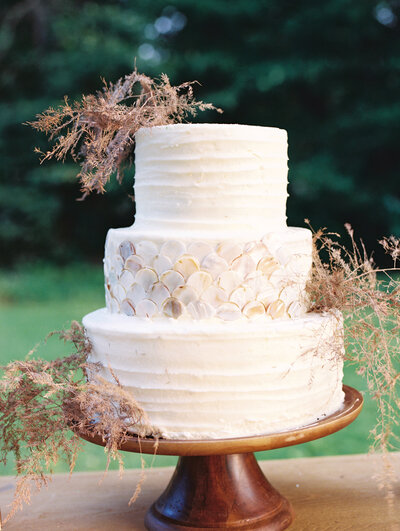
[76,385,363,530]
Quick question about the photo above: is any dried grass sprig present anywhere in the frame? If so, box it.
[0,321,154,524]
[306,222,400,459]
[28,69,222,196]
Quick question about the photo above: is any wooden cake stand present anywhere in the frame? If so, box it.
[77,385,363,530]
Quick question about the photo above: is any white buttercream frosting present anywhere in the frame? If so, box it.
[83,122,345,439]
[134,124,288,239]
[83,309,344,439]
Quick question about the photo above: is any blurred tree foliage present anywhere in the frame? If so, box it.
[1,0,399,265]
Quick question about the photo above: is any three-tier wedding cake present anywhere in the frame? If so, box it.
[83,123,344,439]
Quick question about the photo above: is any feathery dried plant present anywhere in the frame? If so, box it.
[29,68,222,196]
[0,322,154,525]
[306,222,400,460]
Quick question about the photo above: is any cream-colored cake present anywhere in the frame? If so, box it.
[83,123,344,439]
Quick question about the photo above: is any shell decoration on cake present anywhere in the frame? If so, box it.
[104,236,310,321]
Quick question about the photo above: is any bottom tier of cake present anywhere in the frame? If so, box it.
[83,309,345,440]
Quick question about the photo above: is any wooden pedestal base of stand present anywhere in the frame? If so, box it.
[75,385,363,531]
[145,453,293,530]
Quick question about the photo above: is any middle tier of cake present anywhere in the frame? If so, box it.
[104,226,312,322]
[83,309,345,440]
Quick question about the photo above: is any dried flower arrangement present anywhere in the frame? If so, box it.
[29,68,222,196]
[305,222,400,499]
[0,322,153,525]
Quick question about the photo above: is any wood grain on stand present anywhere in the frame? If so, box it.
[1,452,399,531]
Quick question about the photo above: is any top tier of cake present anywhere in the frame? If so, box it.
[134,124,288,239]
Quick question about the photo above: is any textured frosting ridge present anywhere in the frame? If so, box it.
[83,310,345,439]
[134,124,288,238]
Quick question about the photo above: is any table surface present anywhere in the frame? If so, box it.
[1,452,399,531]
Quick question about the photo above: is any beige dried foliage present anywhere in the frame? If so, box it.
[0,322,155,524]
[306,221,400,460]
[28,68,222,196]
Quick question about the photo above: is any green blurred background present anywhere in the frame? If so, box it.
[1,0,399,474]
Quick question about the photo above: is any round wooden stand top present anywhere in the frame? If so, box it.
[78,385,362,457]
